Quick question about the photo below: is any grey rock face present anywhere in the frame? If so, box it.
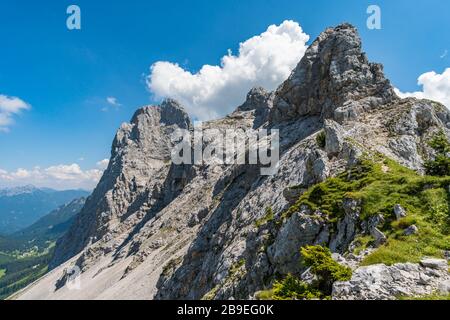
[282,186,306,206]
[329,199,361,253]
[371,228,387,246]
[439,280,450,295]
[234,87,272,128]
[268,211,327,275]
[324,119,345,157]
[270,23,397,123]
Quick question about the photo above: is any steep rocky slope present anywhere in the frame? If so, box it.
[13,23,450,300]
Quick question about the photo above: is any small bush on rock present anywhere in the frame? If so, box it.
[260,245,352,300]
[271,274,323,300]
[316,131,326,148]
[301,245,352,293]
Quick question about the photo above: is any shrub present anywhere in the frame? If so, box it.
[428,131,450,154]
[255,207,275,228]
[316,131,326,148]
[300,245,352,293]
[262,245,352,300]
[425,131,450,177]
[425,155,450,176]
[271,274,323,300]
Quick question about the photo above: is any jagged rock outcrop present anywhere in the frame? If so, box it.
[270,23,397,124]
[14,23,450,301]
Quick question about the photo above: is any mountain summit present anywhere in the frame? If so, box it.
[14,24,450,300]
[271,23,397,123]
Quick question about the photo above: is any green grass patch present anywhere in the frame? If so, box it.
[255,207,274,228]
[398,293,450,300]
[351,235,374,256]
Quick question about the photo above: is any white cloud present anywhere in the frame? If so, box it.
[395,68,450,109]
[102,97,122,112]
[147,20,310,120]
[96,159,109,170]
[0,95,30,132]
[0,161,108,190]
[106,97,121,106]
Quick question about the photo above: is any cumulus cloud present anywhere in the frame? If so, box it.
[147,20,310,120]
[395,68,450,109]
[0,161,108,190]
[0,95,30,132]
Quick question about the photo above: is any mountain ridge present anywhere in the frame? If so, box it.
[13,23,450,300]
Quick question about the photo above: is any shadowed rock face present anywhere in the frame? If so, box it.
[20,24,450,301]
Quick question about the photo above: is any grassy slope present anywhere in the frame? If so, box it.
[259,154,450,300]
[287,155,450,265]
[399,294,450,300]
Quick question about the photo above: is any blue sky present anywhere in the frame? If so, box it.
[0,0,449,189]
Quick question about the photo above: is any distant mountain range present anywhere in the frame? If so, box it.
[0,185,90,235]
[0,195,87,300]
[9,197,86,251]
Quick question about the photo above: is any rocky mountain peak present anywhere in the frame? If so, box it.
[236,87,271,112]
[50,99,192,268]
[113,99,191,157]
[271,23,397,123]
[233,87,273,128]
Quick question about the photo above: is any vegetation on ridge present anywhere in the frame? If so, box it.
[424,130,450,177]
[283,147,450,265]
[257,245,352,300]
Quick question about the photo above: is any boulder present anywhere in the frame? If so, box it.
[438,280,450,295]
[371,227,387,246]
[333,261,450,300]
[404,225,419,236]
[324,120,345,156]
[420,258,448,270]
[394,204,407,220]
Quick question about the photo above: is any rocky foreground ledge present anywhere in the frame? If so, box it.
[333,258,450,300]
